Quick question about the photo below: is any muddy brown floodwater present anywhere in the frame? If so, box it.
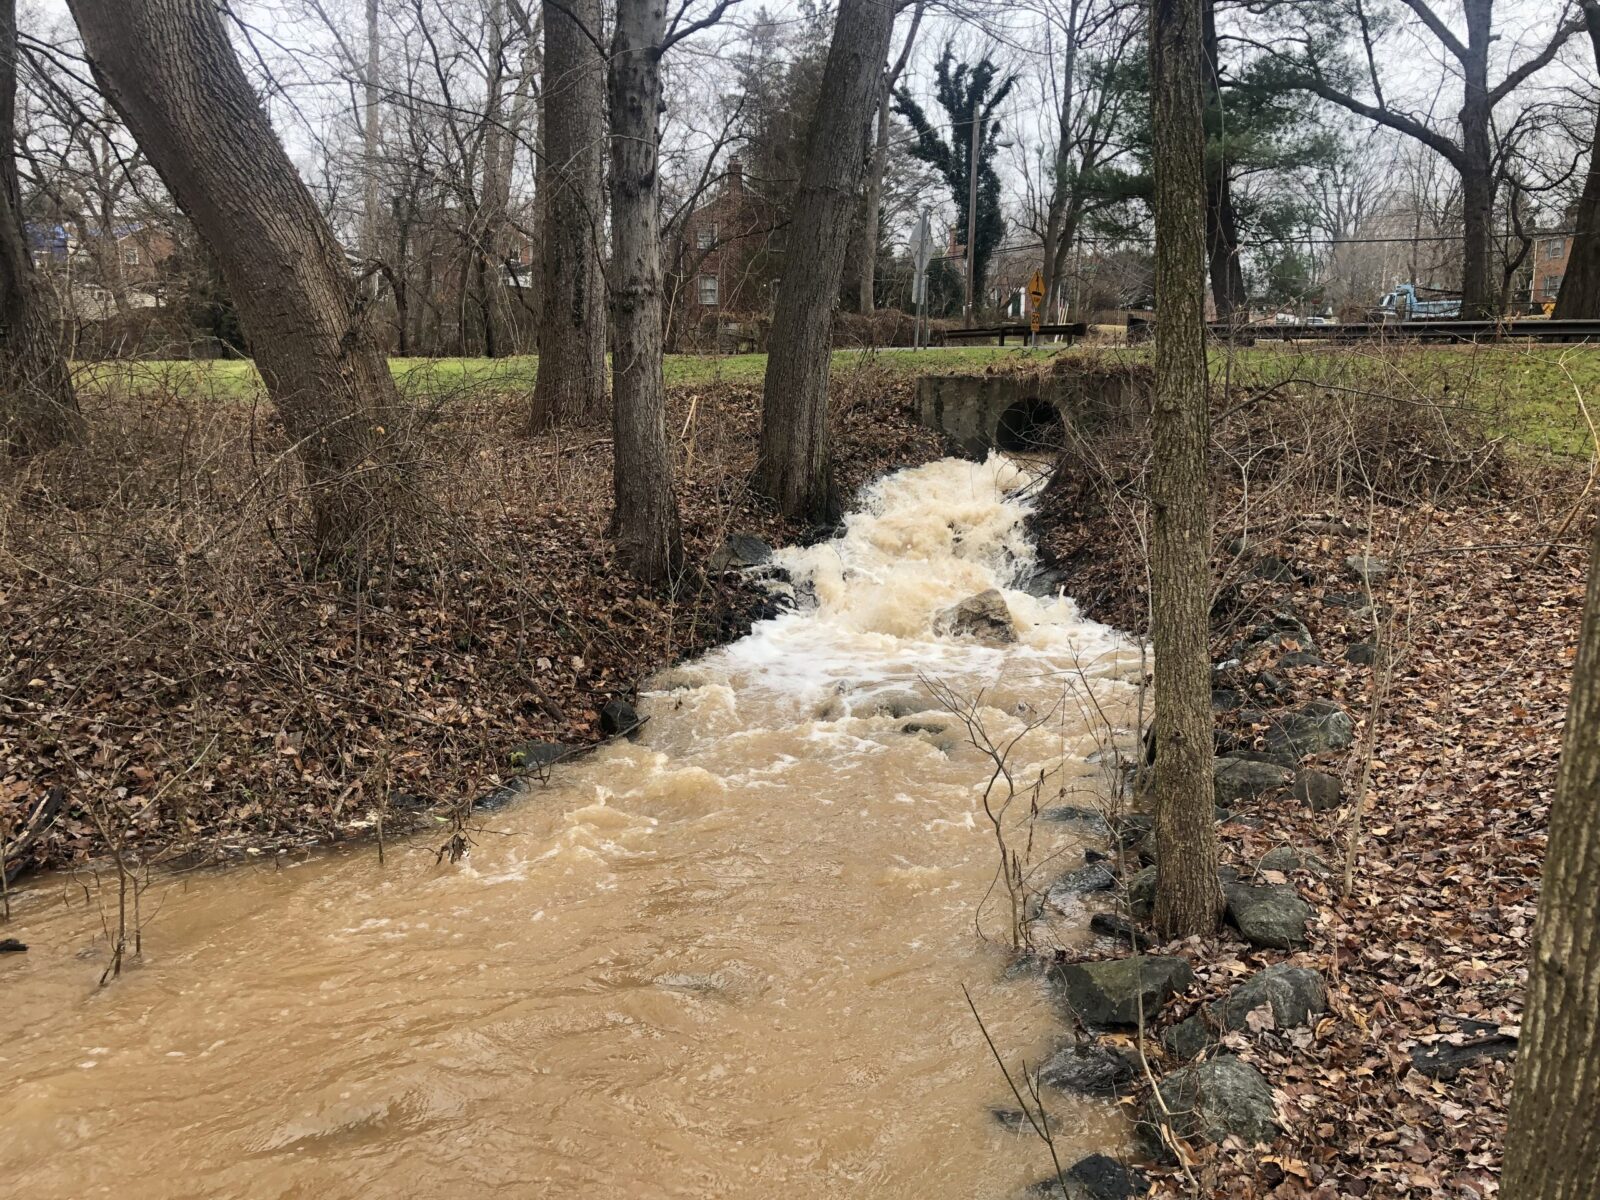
[2,456,1146,1199]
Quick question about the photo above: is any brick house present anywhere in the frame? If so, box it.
[1531,212,1575,308]
[671,158,772,336]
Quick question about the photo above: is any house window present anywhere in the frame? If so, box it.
[1547,238,1566,259]
[696,223,717,251]
[122,244,139,265]
[697,275,719,306]
[1544,274,1564,298]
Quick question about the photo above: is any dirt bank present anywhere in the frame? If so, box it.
[1026,378,1584,1198]
[0,367,944,877]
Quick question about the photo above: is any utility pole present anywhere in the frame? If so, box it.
[964,106,980,328]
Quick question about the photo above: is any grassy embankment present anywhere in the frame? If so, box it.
[72,340,1600,457]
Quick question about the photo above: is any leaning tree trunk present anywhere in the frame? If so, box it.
[0,0,81,456]
[68,0,410,570]
[607,0,682,583]
[1501,514,1600,1198]
[755,0,895,523]
[1556,3,1600,319]
[530,0,607,429]
[1149,0,1223,939]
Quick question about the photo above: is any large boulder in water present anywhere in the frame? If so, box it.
[934,589,1017,644]
[1049,954,1193,1029]
[707,533,773,572]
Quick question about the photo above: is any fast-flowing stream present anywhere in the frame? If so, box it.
[1,456,1145,1200]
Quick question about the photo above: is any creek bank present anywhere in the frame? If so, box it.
[1,375,946,879]
[1010,389,1580,1196]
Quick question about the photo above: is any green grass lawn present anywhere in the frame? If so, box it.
[70,345,1054,402]
[71,340,1600,457]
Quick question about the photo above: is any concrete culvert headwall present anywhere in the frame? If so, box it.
[912,361,1152,457]
[995,397,1064,452]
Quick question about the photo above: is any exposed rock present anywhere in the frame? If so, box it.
[1148,1055,1280,1145]
[1213,755,1293,806]
[707,533,773,572]
[867,689,931,718]
[1212,963,1328,1031]
[0,937,27,953]
[1251,554,1298,583]
[1047,862,1118,906]
[1038,1041,1140,1096]
[389,791,432,814]
[1292,768,1343,812]
[1111,812,1154,851]
[647,666,708,692]
[935,588,1017,644]
[900,720,948,736]
[600,698,641,737]
[1162,1014,1210,1061]
[1276,650,1323,669]
[1346,554,1391,584]
[1410,1018,1518,1079]
[1125,865,1157,920]
[1345,641,1378,665]
[1050,954,1193,1029]
[1089,911,1141,946]
[1225,882,1313,949]
[990,1106,1031,1133]
[1258,845,1301,873]
[1237,612,1317,658]
[1254,700,1354,761]
[507,740,572,769]
[1038,805,1112,838]
[1212,687,1244,710]
[1058,1154,1149,1200]
[1022,565,1071,598]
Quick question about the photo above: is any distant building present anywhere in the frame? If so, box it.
[673,158,770,326]
[1531,220,1574,308]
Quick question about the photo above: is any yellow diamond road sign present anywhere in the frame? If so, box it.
[1027,270,1045,303]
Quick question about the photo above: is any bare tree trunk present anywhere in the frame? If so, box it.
[68,0,410,570]
[0,0,81,456]
[531,0,607,429]
[1201,0,1245,322]
[608,0,682,582]
[1556,2,1600,319]
[1149,0,1223,938]
[756,0,895,523]
[1502,514,1600,1198]
[856,1,923,315]
[1458,0,1496,319]
[362,0,381,260]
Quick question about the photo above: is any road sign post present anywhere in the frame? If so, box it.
[1026,269,1046,344]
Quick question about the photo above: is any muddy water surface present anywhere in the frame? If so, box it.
[2,456,1144,1199]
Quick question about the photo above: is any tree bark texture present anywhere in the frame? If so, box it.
[1201,0,1245,322]
[531,0,607,429]
[67,0,410,570]
[607,0,683,582]
[856,1,923,315]
[1149,0,1223,938]
[0,0,81,456]
[1502,516,1600,1199]
[1556,3,1600,319]
[756,0,896,522]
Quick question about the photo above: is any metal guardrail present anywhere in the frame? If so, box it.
[1206,318,1600,344]
[934,322,1089,346]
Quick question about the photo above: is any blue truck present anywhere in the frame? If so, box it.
[1369,283,1463,321]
